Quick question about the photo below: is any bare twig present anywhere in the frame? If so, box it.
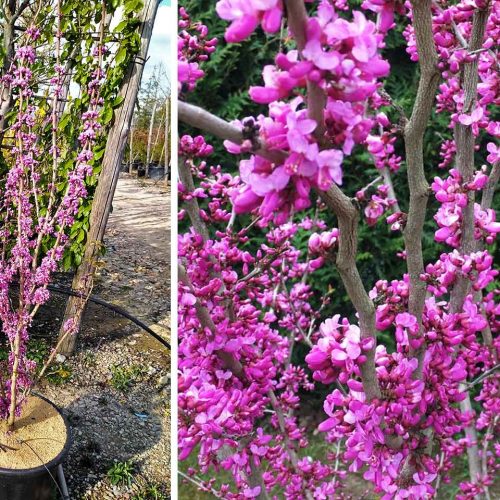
[179,157,210,240]
[462,364,499,390]
[178,471,221,497]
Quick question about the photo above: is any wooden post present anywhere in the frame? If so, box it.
[57,0,160,355]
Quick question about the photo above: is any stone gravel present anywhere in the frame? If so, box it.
[40,175,171,499]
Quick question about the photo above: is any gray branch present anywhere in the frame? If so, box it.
[402,0,440,375]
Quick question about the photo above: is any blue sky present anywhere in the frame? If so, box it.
[142,1,172,89]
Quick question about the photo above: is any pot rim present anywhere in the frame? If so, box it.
[0,393,72,476]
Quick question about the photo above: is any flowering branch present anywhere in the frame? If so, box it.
[179,101,385,403]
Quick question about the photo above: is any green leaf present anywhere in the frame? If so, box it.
[77,229,86,243]
[114,20,128,33]
[74,252,82,267]
[115,47,127,65]
[112,95,125,108]
[124,0,142,15]
[62,253,73,271]
[101,105,114,125]
[94,148,106,161]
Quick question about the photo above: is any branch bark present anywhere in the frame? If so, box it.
[285,0,326,136]
[447,4,491,495]
[481,161,499,211]
[178,156,210,241]
[317,185,382,402]
[403,0,440,373]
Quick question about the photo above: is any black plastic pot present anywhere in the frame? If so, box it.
[148,166,165,180]
[0,394,71,500]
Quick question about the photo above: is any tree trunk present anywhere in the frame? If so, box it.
[57,0,160,356]
[145,100,157,177]
[164,98,169,179]
[129,115,135,174]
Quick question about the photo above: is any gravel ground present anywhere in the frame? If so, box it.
[39,174,171,499]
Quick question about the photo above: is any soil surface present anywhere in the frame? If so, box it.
[38,174,170,499]
[0,395,67,469]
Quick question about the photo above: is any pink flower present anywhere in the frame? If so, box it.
[458,106,484,134]
[325,12,378,63]
[243,486,262,498]
[486,142,499,164]
[303,19,341,70]
[316,149,344,187]
[395,313,422,350]
[216,0,281,42]
[362,0,397,32]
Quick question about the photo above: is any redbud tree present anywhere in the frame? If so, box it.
[0,0,116,429]
[178,1,499,498]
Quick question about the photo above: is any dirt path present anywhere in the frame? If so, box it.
[101,175,171,335]
[41,174,171,499]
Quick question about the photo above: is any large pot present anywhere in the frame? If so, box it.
[0,394,71,500]
[148,165,165,180]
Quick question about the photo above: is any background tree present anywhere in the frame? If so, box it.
[127,61,170,171]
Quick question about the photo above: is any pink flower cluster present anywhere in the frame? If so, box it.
[432,168,500,247]
[226,97,345,221]
[178,8,217,92]
[221,0,393,221]
[406,0,499,138]
[365,112,402,172]
[216,0,282,42]
[179,221,343,496]
[308,228,339,256]
[356,183,396,226]
[305,315,374,385]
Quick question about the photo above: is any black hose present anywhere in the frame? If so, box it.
[46,284,171,350]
